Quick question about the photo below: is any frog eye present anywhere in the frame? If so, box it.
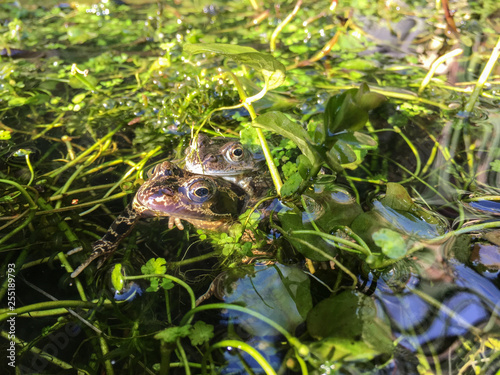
[187,179,215,203]
[226,143,245,162]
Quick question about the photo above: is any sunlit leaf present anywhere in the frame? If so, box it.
[280,172,302,196]
[184,43,286,90]
[324,83,386,134]
[0,130,11,140]
[253,111,321,168]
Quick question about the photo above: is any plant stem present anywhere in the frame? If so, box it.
[418,49,463,95]
[291,229,371,256]
[125,274,196,316]
[464,36,500,112]
[1,330,79,371]
[202,340,276,375]
[0,300,96,322]
[226,72,284,194]
[270,0,302,52]
[45,124,122,179]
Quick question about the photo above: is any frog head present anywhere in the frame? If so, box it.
[134,161,248,231]
[184,134,264,177]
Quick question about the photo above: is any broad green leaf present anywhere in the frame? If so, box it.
[189,321,214,346]
[307,290,392,356]
[381,182,414,211]
[324,83,386,134]
[372,228,407,259]
[224,264,312,334]
[297,154,313,179]
[253,111,321,167]
[141,257,167,275]
[331,140,357,165]
[184,43,286,90]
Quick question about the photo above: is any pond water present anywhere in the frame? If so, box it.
[1,0,499,374]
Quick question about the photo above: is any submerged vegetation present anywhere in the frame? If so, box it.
[1,0,500,374]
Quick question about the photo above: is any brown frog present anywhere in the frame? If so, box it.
[70,161,249,278]
[184,134,271,197]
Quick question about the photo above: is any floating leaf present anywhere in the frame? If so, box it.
[184,43,286,91]
[307,290,393,356]
[324,83,386,134]
[381,182,414,211]
[372,228,407,259]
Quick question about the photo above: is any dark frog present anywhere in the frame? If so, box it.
[134,161,248,231]
[71,162,248,278]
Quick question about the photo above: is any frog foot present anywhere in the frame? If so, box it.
[167,216,185,230]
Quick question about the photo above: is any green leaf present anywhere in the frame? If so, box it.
[141,257,167,275]
[324,83,386,134]
[0,130,11,140]
[189,321,214,346]
[307,291,393,355]
[381,182,414,211]
[253,112,321,167]
[372,228,407,259]
[141,258,168,292]
[280,172,302,197]
[161,278,174,290]
[184,43,286,90]
[491,160,500,172]
[224,264,312,334]
[297,154,313,179]
[111,264,124,292]
[72,93,87,104]
[155,325,191,343]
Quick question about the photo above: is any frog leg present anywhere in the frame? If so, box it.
[71,204,141,278]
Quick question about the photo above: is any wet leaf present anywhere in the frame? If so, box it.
[324,83,386,134]
[373,228,407,259]
[307,291,393,355]
[224,264,312,335]
[382,182,414,211]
